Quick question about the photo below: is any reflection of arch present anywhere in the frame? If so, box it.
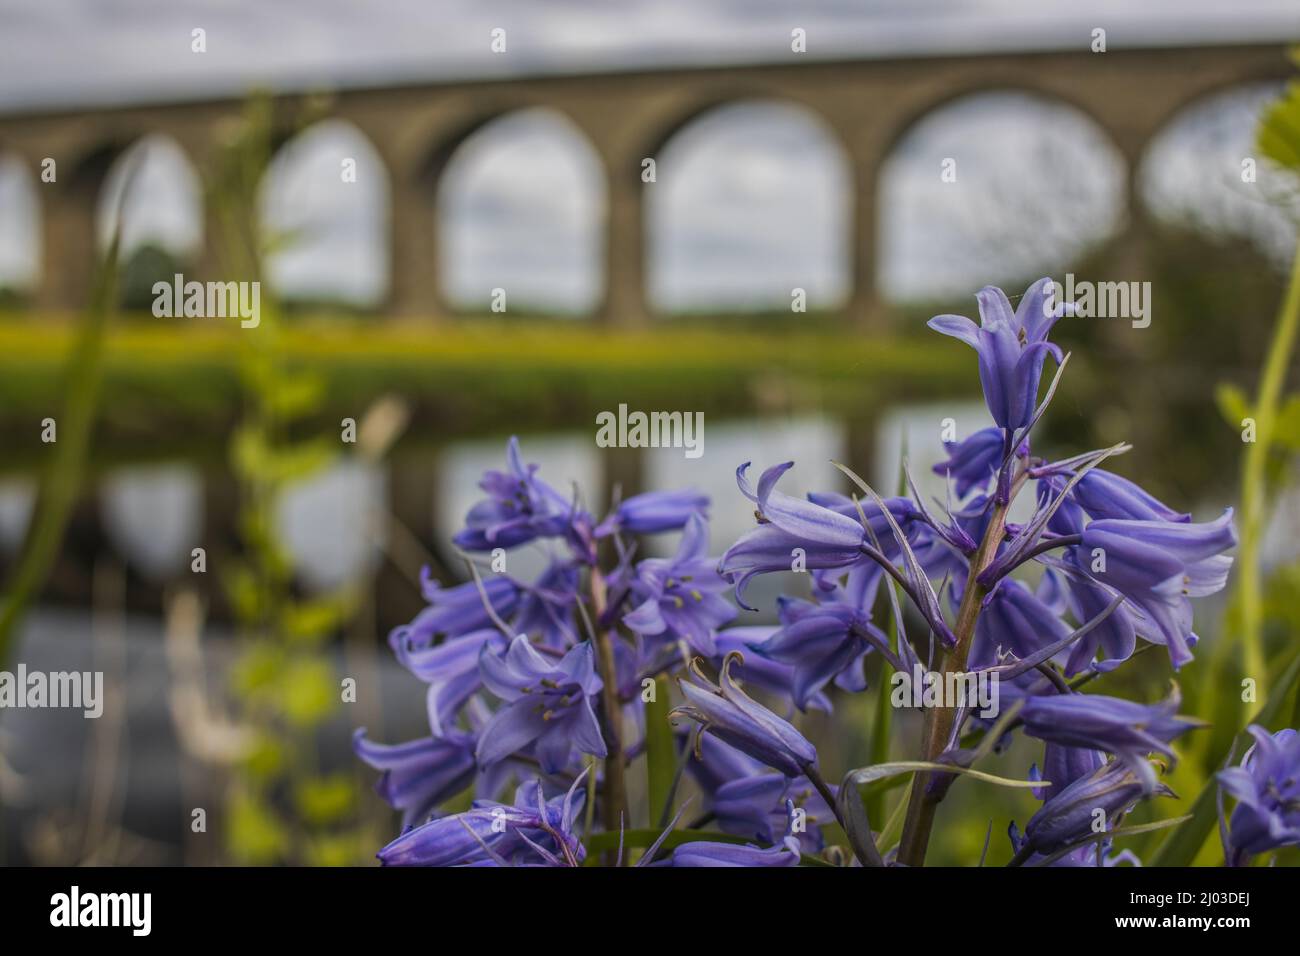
[647,99,851,315]
[877,89,1127,302]
[96,134,203,259]
[1137,82,1295,268]
[436,107,605,317]
[0,153,41,296]
[260,119,390,308]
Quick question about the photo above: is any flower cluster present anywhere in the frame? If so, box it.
[356,278,1264,867]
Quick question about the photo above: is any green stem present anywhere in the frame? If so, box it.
[1237,242,1300,708]
[897,472,1021,867]
[588,570,628,860]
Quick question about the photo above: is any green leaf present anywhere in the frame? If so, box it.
[294,774,356,825]
[281,656,337,728]
[842,760,1044,797]
[1214,383,1252,431]
[1150,648,1300,866]
[1270,393,1300,451]
[642,677,675,828]
[1258,76,1300,174]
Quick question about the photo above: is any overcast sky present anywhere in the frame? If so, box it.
[1,0,1298,111]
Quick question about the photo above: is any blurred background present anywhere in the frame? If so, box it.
[1,0,1299,865]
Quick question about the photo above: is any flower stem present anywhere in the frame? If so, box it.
[897,472,1022,867]
[589,569,629,859]
[1236,242,1300,708]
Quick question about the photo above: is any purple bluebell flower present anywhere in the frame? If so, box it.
[1076,509,1236,669]
[1218,725,1300,860]
[453,437,593,558]
[622,513,736,655]
[670,800,803,867]
[1052,558,1139,676]
[476,636,607,772]
[933,426,1010,498]
[595,489,709,536]
[719,462,871,609]
[970,578,1071,670]
[1009,815,1141,867]
[928,278,1066,433]
[390,573,520,650]
[669,837,801,867]
[377,776,586,866]
[684,726,768,798]
[673,652,819,777]
[710,629,832,714]
[353,728,477,828]
[713,772,835,853]
[1069,469,1190,523]
[751,593,884,710]
[392,627,507,737]
[1037,743,1106,802]
[1018,760,1173,856]
[513,560,580,649]
[1021,687,1201,794]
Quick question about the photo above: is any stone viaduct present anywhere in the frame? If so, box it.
[0,41,1292,327]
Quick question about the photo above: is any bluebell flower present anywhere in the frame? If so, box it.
[390,572,520,650]
[669,837,801,867]
[1019,760,1173,856]
[1021,687,1201,794]
[1032,543,1143,677]
[970,578,1071,670]
[1037,743,1106,802]
[392,627,508,737]
[595,489,709,536]
[1069,469,1190,523]
[719,462,873,609]
[710,629,832,714]
[933,426,1011,498]
[1218,725,1300,860]
[1076,509,1236,669]
[670,800,803,867]
[353,728,477,828]
[476,636,607,772]
[622,513,737,655]
[513,560,580,649]
[928,278,1067,433]
[751,592,884,710]
[377,776,587,866]
[673,651,819,777]
[684,726,768,798]
[713,772,835,853]
[453,436,593,558]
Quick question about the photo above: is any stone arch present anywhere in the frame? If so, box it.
[645,97,852,315]
[0,152,41,300]
[434,107,606,317]
[259,118,391,309]
[1137,81,1296,269]
[876,87,1129,302]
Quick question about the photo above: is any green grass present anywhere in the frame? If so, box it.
[0,312,975,469]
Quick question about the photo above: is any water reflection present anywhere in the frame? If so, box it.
[275,459,388,592]
[100,464,203,580]
[0,478,35,555]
